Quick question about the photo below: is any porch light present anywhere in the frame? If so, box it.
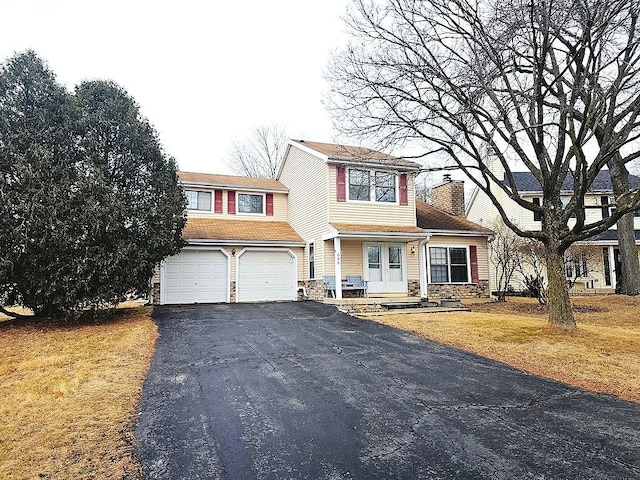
[411,246,416,255]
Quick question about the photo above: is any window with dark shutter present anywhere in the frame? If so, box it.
[532,197,542,221]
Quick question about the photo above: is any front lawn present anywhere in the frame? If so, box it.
[0,307,157,479]
[366,295,640,403]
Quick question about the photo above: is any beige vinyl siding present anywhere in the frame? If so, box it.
[328,164,417,226]
[278,146,330,277]
[186,190,288,221]
[427,236,490,281]
[406,241,420,280]
[340,240,364,277]
[323,241,335,276]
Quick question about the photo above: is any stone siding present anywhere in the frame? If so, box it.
[152,282,160,305]
[230,281,236,303]
[427,280,489,298]
[408,280,421,297]
[299,280,325,300]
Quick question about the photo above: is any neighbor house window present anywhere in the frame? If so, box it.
[561,197,578,219]
[429,247,469,283]
[237,193,264,214]
[309,243,315,279]
[565,253,588,279]
[186,190,212,211]
[532,197,542,221]
[348,168,397,203]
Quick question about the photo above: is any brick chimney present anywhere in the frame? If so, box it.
[432,174,465,216]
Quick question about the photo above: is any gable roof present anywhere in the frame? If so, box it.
[183,217,303,244]
[289,139,422,170]
[178,172,288,192]
[416,200,493,235]
[504,170,640,193]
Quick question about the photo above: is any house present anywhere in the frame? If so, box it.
[151,140,493,304]
[466,155,640,292]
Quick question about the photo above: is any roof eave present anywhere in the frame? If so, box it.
[180,181,288,193]
[186,239,305,247]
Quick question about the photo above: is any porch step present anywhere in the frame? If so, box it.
[381,301,439,310]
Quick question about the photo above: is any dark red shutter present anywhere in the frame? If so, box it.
[336,165,346,202]
[214,190,223,213]
[399,173,408,205]
[228,190,236,214]
[266,193,274,216]
[469,245,479,283]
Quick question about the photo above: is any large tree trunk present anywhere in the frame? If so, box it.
[545,243,576,328]
[608,159,640,295]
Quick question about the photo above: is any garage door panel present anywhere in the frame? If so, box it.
[162,250,228,304]
[238,251,296,302]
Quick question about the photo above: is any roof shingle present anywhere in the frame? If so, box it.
[330,223,427,234]
[184,217,303,243]
[416,200,493,234]
[504,170,640,193]
[293,140,421,169]
[179,172,288,191]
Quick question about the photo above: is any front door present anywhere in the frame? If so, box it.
[365,243,407,294]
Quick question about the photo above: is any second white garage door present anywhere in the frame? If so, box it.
[237,250,296,302]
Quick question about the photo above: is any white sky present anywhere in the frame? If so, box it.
[0,0,351,174]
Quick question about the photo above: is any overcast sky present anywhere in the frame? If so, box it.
[0,0,351,174]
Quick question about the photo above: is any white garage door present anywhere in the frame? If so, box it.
[237,250,296,302]
[162,250,228,304]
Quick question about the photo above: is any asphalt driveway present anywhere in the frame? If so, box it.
[135,302,640,479]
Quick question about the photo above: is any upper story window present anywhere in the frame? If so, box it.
[349,169,371,201]
[375,172,396,202]
[186,190,212,211]
[348,169,396,203]
[237,193,264,214]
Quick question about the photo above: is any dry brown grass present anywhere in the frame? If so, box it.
[366,295,640,403]
[0,307,157,479]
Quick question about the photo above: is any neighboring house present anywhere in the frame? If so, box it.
[466,155,640,293]
[151,140,493,304]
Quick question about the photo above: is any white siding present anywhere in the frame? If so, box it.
[278,146,330,278]
[328,164,417,226]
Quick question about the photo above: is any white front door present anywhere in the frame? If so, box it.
[365,243,407,294]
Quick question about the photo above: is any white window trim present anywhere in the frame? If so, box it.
[236,192,266,216]
[308,242,315,280]
[427,245,471,284]
[185,189,213,212]
[346,168,399,205]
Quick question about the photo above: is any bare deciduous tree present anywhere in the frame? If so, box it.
[327,0,640,327]
[490,222,525,302]
[226,125,288,179]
